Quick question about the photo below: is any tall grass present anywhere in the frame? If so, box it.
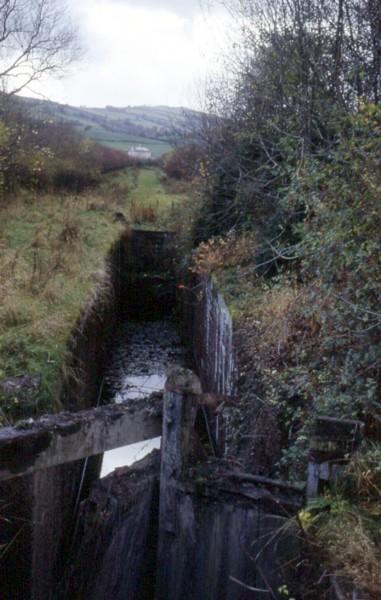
[0,188,125,422]
[0,166,191,424]
[101,166,190,230]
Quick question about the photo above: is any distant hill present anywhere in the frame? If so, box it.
[16,96,200,157]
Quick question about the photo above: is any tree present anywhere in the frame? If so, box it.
[219,0,381,109]
[190,0,381,245]
[0,0,80,95]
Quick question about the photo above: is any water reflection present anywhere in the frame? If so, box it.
[105,319,186,402]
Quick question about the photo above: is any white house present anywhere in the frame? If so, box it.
[128,145,152,160]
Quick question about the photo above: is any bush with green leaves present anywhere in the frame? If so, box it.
[292,105,381,419]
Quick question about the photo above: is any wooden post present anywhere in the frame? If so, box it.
[307,418,367,600]
[157,368,201,600]
[307,416,364,498]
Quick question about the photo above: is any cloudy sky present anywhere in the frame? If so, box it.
[27,0,232,109]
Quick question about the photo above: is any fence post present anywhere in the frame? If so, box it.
[307,416,363,499]
[308,417,367,600]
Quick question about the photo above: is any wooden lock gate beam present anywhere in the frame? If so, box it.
[0,395,163,481]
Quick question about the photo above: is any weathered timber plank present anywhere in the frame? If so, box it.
[156,369,302,600]
[178,467,304,515]
[61,451,160,600]
[310,416,364,461]
[157,368,201,600]
[0,395,162,480]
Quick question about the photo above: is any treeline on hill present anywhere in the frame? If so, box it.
[0,98,131,197]
[171,0,381,594]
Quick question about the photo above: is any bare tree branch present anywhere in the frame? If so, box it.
[0,0,81,95]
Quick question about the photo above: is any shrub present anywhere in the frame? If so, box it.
[95,144,131,173]
[293,105,381,420]
[0,103,104,196]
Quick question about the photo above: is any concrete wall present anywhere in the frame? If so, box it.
[121,229,176,319]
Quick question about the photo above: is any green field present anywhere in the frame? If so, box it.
[72,118,172,157]
[43,110,172,157]
[95,137,172,157]
[130,168,185,208]
[18,96,198,158]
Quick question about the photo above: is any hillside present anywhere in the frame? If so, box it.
[16,96,199,157]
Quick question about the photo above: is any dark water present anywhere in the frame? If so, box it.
[101,318,186,476]
[105,319,186,402]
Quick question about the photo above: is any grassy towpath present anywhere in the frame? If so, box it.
[101,166,189,229]
[0,166,189,424]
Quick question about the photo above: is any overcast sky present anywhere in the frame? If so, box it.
[25,0,232,109]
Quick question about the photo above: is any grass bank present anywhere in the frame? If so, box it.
[0,166,189,424]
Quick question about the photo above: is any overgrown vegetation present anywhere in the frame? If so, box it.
[302,442,381,594]
[0,96,189,425]
[99,166,191,230]
[171,0,381,594]
[0,186,123,423]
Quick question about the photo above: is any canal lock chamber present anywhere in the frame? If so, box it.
[1,227,303,600]
[52,228,241,600]
[53,228,201,600]
[100,228,188,476]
